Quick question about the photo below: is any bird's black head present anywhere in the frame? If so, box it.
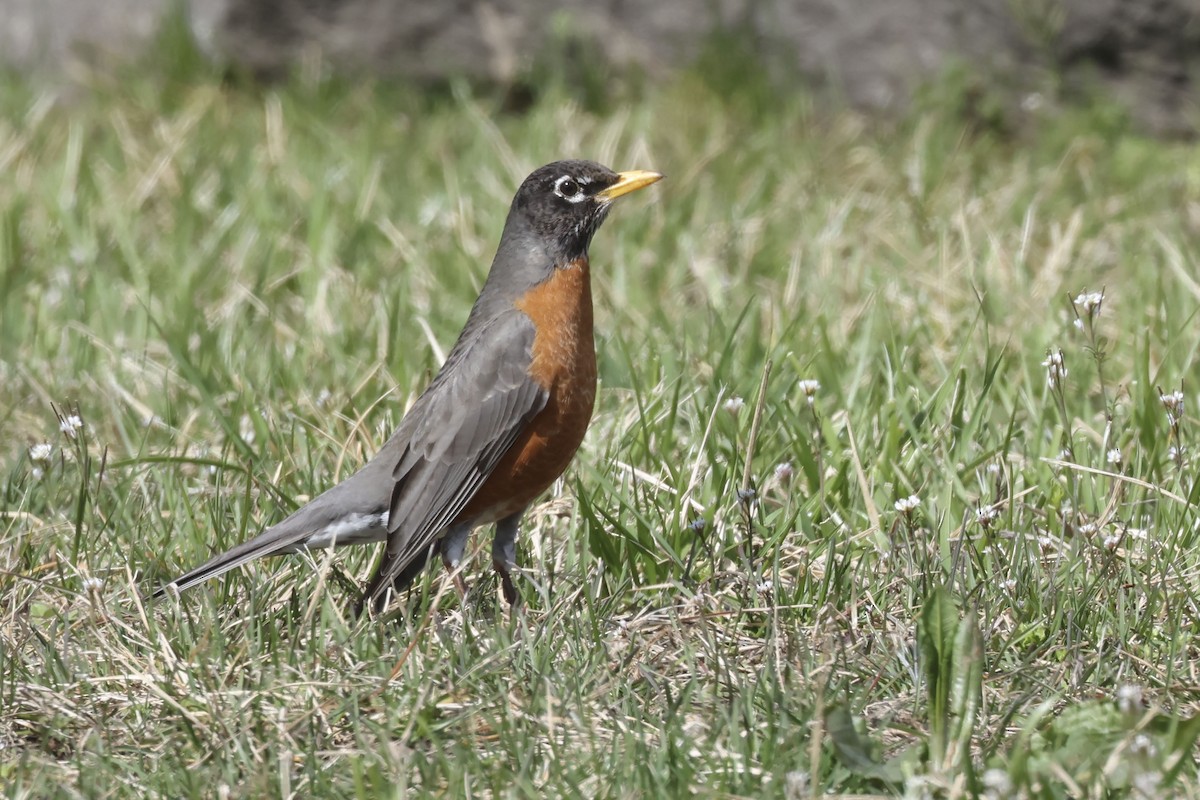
[505,160,663,264]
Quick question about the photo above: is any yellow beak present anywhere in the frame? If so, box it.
[596,170,664,202]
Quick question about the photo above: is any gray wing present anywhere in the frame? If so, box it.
[367,311,548,595]
[154,311,545,600]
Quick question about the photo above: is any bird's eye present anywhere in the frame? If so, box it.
[554,176,585,202]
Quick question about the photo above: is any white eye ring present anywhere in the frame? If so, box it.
[554,175,587,203]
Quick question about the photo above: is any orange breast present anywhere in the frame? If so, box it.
[459,257,598,523]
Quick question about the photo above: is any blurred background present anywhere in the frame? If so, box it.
[3,0,1197,135]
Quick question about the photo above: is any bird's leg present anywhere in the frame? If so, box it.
[439,523,472,599]
[492,511,524,605]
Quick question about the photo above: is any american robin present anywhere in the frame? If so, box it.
[154,160,663,613]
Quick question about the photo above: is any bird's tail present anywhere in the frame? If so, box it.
[150,520,313,598]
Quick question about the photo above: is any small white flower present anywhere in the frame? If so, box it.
[797,379,820,405]
[783,771,809,800]
[756,580,773,594]
[1127,527,1149,541]
[1107,448,1122,465]
[1073,290,1104,317]
[1117,684,1144,715]
[1073,317,1084,331]
[60,414,83,438]
[239,414,255,445]
[975,505,999,527]
[1042,349,1068,390]
[1103,532,1121,549]
[895,495,921,513]
[1161,389,1185,425]
[723,396,745,416]
[1129,733,1157,758]
[1001,579,1016,592]
[29,443,53,462]
[31,467,44,480]
[1078,522,1098,535]
[981,767,1013,799]
[1132,770,1162,798]
[773,462,794,484]
[315,388,332,408]
[82,577,105,593]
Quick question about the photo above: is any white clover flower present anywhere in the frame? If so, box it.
[895,495,921,513]
[60,414,83,438]
[723,396,745,417]
[1042,349,1068,390]
[1117,684,1144,715]
[797,379,820,405]
[1107,448,1122,465]
[29,443,53,462]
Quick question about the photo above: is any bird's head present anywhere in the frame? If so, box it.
[507,160,663,264]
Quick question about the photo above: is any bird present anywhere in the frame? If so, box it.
[153,159,663,613]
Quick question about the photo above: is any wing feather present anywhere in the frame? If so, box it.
[376,312,548,590]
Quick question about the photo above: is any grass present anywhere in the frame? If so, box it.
[3,37,1200,799]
